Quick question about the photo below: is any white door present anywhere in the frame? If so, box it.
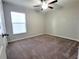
[0,0,7,59]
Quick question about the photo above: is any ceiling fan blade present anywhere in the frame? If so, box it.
[48,6,53,9]
[40,0,46,2]
[49,0,57,4]
[41,8,43,11]
[34,5,41,7]
[41,0,43,2]
[44,0,46,1]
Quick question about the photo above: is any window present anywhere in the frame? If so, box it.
[11,11,27,34]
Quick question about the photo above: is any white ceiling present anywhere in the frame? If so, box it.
[3,0,42,8]
[3,0,79,9]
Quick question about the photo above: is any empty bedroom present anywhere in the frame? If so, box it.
[0,0,79,59]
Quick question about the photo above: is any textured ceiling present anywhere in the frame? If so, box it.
[3,0,79,9]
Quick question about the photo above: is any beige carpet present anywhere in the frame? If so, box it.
[7,34,79,59]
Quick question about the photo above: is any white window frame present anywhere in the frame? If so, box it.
[11,11,27,34]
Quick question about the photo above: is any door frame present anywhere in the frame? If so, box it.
[0,0,7,59]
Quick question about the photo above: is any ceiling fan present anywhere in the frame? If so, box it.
[34,0,57,10]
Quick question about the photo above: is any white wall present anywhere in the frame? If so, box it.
[45,3,79,41]
[3,3,45,42]
[3,1,79,42]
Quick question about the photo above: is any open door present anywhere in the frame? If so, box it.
[0,0,7,59]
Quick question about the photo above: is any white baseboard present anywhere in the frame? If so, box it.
[47,34,79,42]
[8,33,79,42]
[8,33,44,42]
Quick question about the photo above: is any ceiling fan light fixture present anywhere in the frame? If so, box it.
[42,2,48,10]
[34,0,57,11]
